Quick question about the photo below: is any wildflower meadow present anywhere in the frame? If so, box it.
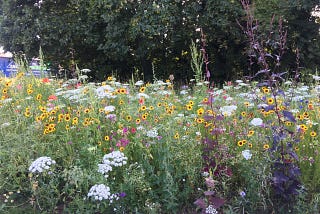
[0,70,319,213]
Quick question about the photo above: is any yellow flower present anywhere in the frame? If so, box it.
[139,87,146,93]
[262,87,270,94]
[244,102,250,107]
[263,144,270,150]
[237,140,246,147]
[104,136,110,141]
[64,114,71,122]
[119,88,127,94]
[285,121,292,126]
[299,124,308,131]
[310,131,317,137]
[267,98,274,105]
[119,147,125,152]
[24,111,31,117]
[196,118,204,123]
[188,100,194,106]
[126,115,132,121]
[72,117,79,125]
[140,106,147,111]
[186,105,193,111]
[174,133,180,139]
[36,94,42,101]
[27,89,33,95]
[247,130,254,137]
[197,108,205,116]
[142,114,148,120]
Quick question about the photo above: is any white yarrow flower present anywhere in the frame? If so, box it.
[98,151,128,177]
[242,150,252,160]
[250,118,263,126]
[28,156,56,173]
[104,105,115,112]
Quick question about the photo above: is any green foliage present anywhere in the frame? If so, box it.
[0,0,319,82]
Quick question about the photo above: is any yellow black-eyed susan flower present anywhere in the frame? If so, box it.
[247,130,254,137]
[126,115,132,121]
[72,117,78,125]
[197,108,205,116]
[186,105,193,111]
[237,140,245,147]
[267,98,274,105]
[139,87,146,93]
[140,106,147,111]
[263,144,270,150]
[310,131,317,137]
[174,133,180,139]
[300,124,308,131]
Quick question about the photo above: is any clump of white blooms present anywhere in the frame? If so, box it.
[242,150,252,160]
[205,205,218,214]
[219,105,237,116]
[250,118,263,126]
[146,128,158,138]
[98,151,128,178]
[87,184,119,202]
[28,156,56,173]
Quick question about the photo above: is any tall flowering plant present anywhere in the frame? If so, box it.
[238,0,302,207]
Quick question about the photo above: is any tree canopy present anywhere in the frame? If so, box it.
[0,0,319,82]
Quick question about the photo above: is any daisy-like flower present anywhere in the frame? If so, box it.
[28,156,56,173]
[237,140,246,147]
[263,144,270,150]
[247,130,254,136]
[267,97,274,105]
[310,131,317,137]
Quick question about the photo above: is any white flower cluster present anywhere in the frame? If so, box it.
[146,128,158,138]
[242,149,252,160]
[250,118,263,126]
[98,151,128,178]
[205,205,218,214]
[87,184,119,202]
[28,156,56,173]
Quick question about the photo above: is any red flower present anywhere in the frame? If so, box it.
[42,78,50,83]
[48,95,58,101]
[131,127,136,134]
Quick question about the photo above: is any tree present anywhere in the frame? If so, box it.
[0,0,318,82]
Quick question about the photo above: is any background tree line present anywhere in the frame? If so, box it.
[0,0,319,83]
